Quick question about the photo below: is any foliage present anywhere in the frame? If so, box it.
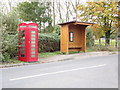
[1,34,18,62]
[118,26,120,37]
[86,26,94,47]
[92,24,104,39]
[1,12,19,34]
[45,25,60,34]
[38,33,60,53]
[17,1,52,32]
[77,2,119,45]
[89,45,118,52]
[45,24,54,33]
[95,39,120,46]
[52,25,60,35]
[1,8,20,62]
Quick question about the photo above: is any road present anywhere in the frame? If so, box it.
[1,54,118,88]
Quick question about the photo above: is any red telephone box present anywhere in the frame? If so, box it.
[18,22,38,62]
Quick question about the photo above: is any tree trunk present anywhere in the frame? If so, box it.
[58,2,62,23]
[105,30,111,46]
[52,1,55,26]
[39,22,42,33]
[115,32,118,48]
[99,38,101,46]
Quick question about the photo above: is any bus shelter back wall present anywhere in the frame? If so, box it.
[68,24,86,49]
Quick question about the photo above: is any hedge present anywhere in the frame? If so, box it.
[1,33,60,62]
[38,33,60,52]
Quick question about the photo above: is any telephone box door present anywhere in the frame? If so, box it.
[27,24,38,62]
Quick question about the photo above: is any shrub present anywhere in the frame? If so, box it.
[38,33,60,52]
[86,26,94,47]
[1,34,18,62]
[89,45,118,52]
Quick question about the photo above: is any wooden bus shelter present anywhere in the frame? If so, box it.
[59,21,94,54]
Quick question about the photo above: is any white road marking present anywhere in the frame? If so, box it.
[10,64,106,81]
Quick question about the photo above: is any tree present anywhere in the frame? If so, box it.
[52,1,56,26]
[69,0,81,20]
[117,1,120,47]
[77,2,118,46]
[86,26,94,47]
[2,10,20,34]
[56,1,64,23]
[92,24,105,46]
[17,1,52,32]
[0,2,20,62]
[92,24,104,39]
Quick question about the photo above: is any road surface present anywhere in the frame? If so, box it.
[1,54,118,88]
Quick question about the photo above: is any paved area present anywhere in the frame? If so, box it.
[1,53,118,88]
[0,51,118,68]
[39,51,117,63]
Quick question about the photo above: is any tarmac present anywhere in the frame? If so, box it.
[0,51,118,68]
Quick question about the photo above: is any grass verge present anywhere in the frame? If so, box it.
[38,51,61,58]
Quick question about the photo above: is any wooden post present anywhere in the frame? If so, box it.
[84,29,86,52]
[81,26,86,52]
[60,25,69,54]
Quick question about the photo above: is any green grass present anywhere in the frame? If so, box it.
[95,39,120,46]
[86,48,95,52]
[38,51,61,58]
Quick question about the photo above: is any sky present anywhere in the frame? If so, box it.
[0,0,87,23]
[1,0,87,7]
[1,0,119,25]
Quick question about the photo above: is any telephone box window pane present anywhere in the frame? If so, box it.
[21,38,25,41]
[21,30,25,33]
[31,35,35,37]
[69,32,74,42]
[18,45,21,47]
[19,30,25,38]
[31,55,36,57]
[20,30,25,37]
[31,31,36,33]
[31,41,35,43]
[21,54,25,57]
[21,34,25,37]
[21,39,25,43]
[31,45,35,47]
[20,26,26,28]
[21,51,25,54]
[31,52,35,54]
[29,26,37,28]
[22,37,25,39]
[22,41,25,43]
[31,48,35,50]
[21,44,25,47]
[20,48,25,50]
[31,38,35,40]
